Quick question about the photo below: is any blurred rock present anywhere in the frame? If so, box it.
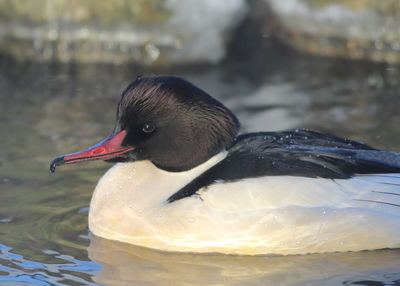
[264,0,400,63]
[0,0,247,65]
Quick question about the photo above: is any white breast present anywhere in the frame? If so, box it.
[88,156,400,255]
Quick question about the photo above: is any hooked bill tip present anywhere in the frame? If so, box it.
[50,156,65,174]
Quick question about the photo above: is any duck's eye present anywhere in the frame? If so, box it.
[142,122,156,134]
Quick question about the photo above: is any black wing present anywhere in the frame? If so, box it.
[167,129,400,203]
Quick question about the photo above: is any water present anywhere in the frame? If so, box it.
[0,48,400,285]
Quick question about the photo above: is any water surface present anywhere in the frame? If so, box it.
[1,52,400,285]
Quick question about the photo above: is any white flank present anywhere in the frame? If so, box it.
[89,155,400,255]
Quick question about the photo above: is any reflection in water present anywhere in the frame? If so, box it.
[89,235,400,286]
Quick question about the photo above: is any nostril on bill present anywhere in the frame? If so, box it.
[92,147,106,155]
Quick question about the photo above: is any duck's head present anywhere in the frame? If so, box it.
[50,76,240,173]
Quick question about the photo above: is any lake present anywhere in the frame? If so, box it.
[1,48,399,285]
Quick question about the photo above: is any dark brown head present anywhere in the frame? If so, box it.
[50,76,240,172]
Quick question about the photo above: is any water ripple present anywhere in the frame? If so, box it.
[0,243,101,285]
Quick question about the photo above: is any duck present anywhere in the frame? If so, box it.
[50,75,400,255]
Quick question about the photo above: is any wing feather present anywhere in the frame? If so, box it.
[167,130,400,203]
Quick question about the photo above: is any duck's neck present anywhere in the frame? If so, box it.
[89,151,227,214]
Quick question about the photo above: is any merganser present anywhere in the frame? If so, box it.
[50,76,400,255]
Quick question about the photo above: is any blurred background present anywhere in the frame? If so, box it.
[0,0,400,285]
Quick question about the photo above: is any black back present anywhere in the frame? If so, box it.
[167,129,400,203]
